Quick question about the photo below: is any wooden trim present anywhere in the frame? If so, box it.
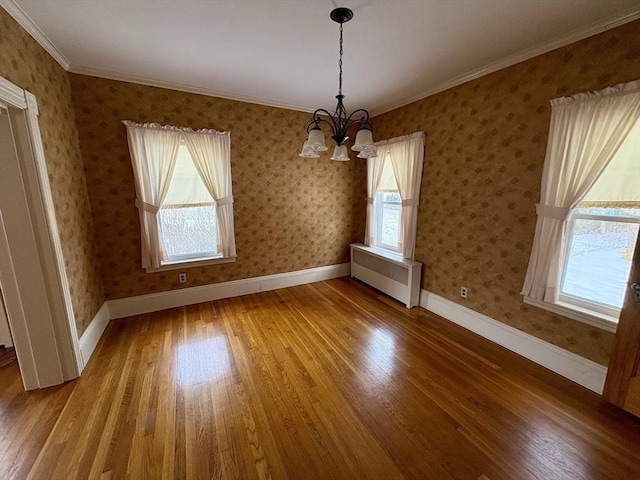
[0,77,81,389]
[78,302,110,368]
[0,0,71,69]
[372,7,640,116]
[603,230,640,406]
[421,290,608,393]
[23,90,82,379]
[108,263,351,319]
[0,77,27,109]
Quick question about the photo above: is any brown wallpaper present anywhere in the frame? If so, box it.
[5,1,635,364]
[68,75,366,300]
[371,20,640,365]
[0,10,105,336]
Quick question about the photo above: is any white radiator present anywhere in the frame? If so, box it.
[350,243,422,308]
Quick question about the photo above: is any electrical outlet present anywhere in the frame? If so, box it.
[179,273,187,283]
[460,286,468,298]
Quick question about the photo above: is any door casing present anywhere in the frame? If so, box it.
[0,76,82,389]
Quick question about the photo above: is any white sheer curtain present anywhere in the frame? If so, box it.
[123,121,181,269]
[183,130,236,257]
[364,154,386,247]
[521,80,640,302]
[387,132,425,259]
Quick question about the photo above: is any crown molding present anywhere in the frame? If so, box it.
[372,7,640,117]
[3,0,637,117]
[68,64,316,113]
[0,0,70,70]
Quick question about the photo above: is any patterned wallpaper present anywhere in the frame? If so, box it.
[0,10,105,336]
[4,2,637,364]
[68,75,366,300]
[371,20,640,365]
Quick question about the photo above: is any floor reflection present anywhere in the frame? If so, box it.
[176,335,230,387]
[366,328,396,382]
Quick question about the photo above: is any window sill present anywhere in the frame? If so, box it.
[522,296,618,333]
[350,243,419,266]
[145,255,236,273]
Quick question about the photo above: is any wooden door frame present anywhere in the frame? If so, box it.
[0,76,81,389]
[603,228,640,407]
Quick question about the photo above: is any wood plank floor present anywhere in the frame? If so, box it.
[19,278,640,479]
[0,350,74,480]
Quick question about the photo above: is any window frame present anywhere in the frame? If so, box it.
[558,210,639,317]
[158,202,220,263]
[143,139,236,273]
[152,143,220,269]
[526,208,639,333]
[375,189,402,253]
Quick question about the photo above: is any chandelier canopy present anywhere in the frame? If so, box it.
[299,7,377,161]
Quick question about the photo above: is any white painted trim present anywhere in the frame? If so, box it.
[67,65,315,114]
[0,0,70,70]
[0,76,81,389]
[0,77,27,109]
[419,290,608,394]
[146,255,236,273]
[372,7,640,116]
[3,0,636,116]
[78,302,109,369]
[523,296,617,333]
[108,263,350,319]
[0,211,40,390]
[23,90,82,379]
[0,292,12,348]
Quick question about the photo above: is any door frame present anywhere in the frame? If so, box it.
[603,228,640,410]
[0,76,81,389]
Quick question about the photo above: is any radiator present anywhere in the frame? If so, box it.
[350,243,422,308]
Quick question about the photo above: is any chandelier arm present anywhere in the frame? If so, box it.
[344,108,372,130]
[301,7,372,156]
[312,108,340,136]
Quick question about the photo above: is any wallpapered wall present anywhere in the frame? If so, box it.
[0,10,105,336]
[68,74,366,300]
[371,20,640,365]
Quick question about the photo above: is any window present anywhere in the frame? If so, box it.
[521,82,640,330]
[365,132,425,259]
[158,144,219,263]
[375,157,401,252]
[123,121,236,271]
[560,207,639,315]
[559,118,640,317]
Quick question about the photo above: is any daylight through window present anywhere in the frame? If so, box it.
[559,118,640,315]
[159,144,219,262]
[123,121,235,271]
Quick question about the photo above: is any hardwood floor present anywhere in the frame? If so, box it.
[16,278,640,478]
[0,351,74,480]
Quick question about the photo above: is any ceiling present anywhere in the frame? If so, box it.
[4,0,639,115]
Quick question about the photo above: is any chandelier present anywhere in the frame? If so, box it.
[299,7,377,161]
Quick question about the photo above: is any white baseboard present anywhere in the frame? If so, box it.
[108,263,351,320]
[419,290,608,394]
[78,301,110,370]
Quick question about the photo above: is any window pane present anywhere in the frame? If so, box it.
[159,205,217,258]
[574,206,640,218]
[164,145,213,206]
[561,218,639,309]
[383,192,401,203]
[380,202,401,248]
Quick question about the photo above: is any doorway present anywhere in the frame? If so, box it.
[0,78,82,390]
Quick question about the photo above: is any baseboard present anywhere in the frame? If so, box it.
[108,263,351,319]
[419,290,608,394]
[78,302,110,370]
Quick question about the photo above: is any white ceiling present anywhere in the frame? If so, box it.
[4,0,639,115]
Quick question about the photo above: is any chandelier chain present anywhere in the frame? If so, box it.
[338,23,343,96]
[301,7,372,156]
